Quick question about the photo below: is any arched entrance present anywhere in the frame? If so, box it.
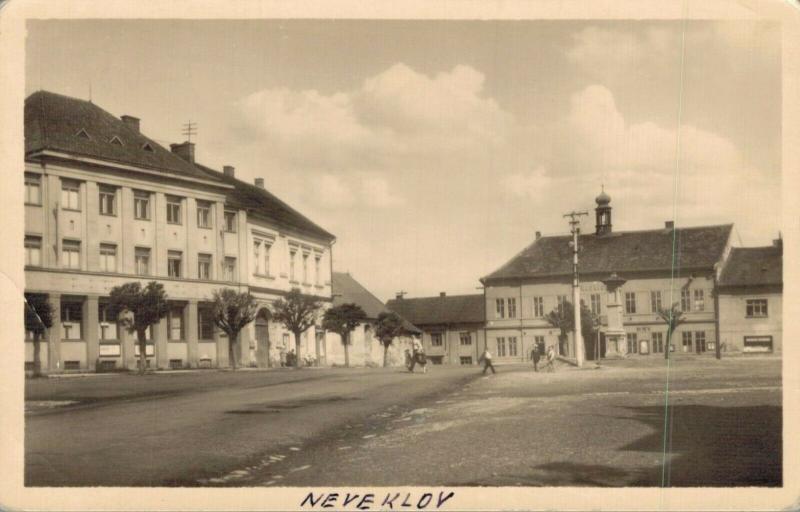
[255,308,271,368]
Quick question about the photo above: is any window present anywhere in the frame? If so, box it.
[652,332,664,353]
[590,294,601,316]
[142,143,154,152]
[98,303,118,341]
[626,332,638,354]
[253,241,262,275]
[99,243,117,272]
[495,298,505,319]
[99,185,116,215]
[557,295,568,311]
[264,243,273,276]
[196,201,211,228]
[534,335,546,353]
[682,331,693,351]
[134,190,151,220]
[61,240,80,269]
[289,249,297,281]
[198,254,212,280]
[223,257,236,282]
[508,336,518,357]
[25,173,41,205]
[625,292,636,314]
[650,291,662,313]
[460,356,473,365]
[460,332,472,346]
[507,298,517,319]
[198,306,215,340]
[166,196,182,224]
[695,331,707,353]
[168,305,184,341]
[224,210,237,232]
[431,333,443,347]
[302,253,309,283]
[61,179,80,210]
[110,135,123,146]
[533,296,544,317]
[496,337,506,357]
[694,289,705,311]
[25,235,42,266]
[681,289,691,312]
[746,299,768,318]
[135,247,151,275]
[168,250,182,278]
[314,254,321,285]
[61,301,83,340]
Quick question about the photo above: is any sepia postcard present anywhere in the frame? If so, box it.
[0,0,798,510]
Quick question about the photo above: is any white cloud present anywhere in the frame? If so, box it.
[361,176,405,208]
[317,173,354,208]
[503,166,552,199]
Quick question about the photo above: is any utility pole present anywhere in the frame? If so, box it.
[182,121,197,142]
[564,210,588,367]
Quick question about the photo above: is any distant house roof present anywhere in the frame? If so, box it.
[482,224,733,283]
[192,162,335,242]
[331,272,420,334]
[386,294,485,327]
[25,91,222,184]
[719,246,782,288]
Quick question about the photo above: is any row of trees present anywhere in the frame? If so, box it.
[24,282,413,377]
[545,299,686,360]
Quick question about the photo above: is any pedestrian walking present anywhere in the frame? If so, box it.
[530,346,541,372]
[478,347,496,375]
[545,345,556,372]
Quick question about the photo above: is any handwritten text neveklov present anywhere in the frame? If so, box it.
[301,491,456,510]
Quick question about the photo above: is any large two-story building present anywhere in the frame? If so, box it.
[24,90,335,373]
[480,191,736,363]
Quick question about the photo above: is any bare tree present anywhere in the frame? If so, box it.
[271,288,322,368]
[322,303,367,367]
[24,293,53,378]
[107,282,169,374]
[212,289,259,370]
[658,302,686,360]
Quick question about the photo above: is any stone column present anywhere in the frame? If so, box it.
[155,315,169,369]
[215,328,229,368]
[186,300,199,368]
[84,295,100,372]
[47,293,62,373]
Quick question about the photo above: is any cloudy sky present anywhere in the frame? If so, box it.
[26,20,781,301]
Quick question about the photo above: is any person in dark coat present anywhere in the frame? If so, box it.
[531,346,541,372]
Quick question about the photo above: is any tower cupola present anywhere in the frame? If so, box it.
[595,186,612,235]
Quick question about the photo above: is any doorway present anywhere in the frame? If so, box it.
[255,308,271,367]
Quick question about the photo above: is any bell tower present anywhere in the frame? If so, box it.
[595,186,612,235]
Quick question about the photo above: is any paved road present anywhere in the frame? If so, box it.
[25,357,781,487]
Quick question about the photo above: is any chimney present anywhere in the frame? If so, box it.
[773,238,782,249]
[255,177,265,189]
[535,231,541,240]
[120,115,140,133]
[439,292,446,297]
[223,165,235,177]
[665,220,674,230]
[170,142,195,163]
[395,293,404,300]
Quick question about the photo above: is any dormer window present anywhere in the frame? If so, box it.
[75,128,91,140]
[110,135,123,146]
[142,143,154,152]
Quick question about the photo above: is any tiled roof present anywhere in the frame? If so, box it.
[386,294,485,326]
[482,225,733,282]
[25,91,222,184]
[332,272,420,333]
[719,246,782,288]
[192,163,335,242]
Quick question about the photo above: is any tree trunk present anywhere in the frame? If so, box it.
[343,332,350,368]
[293,330,302,367]
[33,331,43,378]
[137,329,147,375]
[383,342,389,368]
[228,330,237,370]
[665,330,671,360]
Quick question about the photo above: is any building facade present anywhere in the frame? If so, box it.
[323,272,420,367]
[480,191,735,363]
[717,242,783,354]
[24,91,334,373]
[386,293,485,365]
